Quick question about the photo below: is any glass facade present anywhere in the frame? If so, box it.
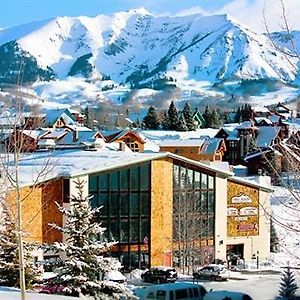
[173,163,215,266]
[89,162,151,270]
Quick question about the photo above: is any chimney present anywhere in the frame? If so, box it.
[73,130,78,142]
[119,141,126,152]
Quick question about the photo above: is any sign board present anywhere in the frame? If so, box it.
[227,182,259,237]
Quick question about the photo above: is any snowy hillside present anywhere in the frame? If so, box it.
[0,9,299,107]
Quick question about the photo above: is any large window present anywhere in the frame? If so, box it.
[173,163,215,266]
[89,162,150,269]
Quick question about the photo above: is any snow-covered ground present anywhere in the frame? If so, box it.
[270,186,300,268]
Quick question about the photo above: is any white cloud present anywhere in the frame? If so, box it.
[175,0,300,33]
[216,0,300,33]
[174,6,208,17]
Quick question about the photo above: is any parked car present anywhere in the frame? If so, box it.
[193,264,230,281]
[141,266,178,284]
[204,290,253,300]
[104,270,126,283]
[134,282,207,300]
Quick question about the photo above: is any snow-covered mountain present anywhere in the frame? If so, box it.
[0,9,299,107]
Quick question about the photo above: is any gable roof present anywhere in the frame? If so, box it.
[104,130,146,144]
[44,109,76,126]
[256,126,281,148]
[159,139,205,148]
[200,138,224,154]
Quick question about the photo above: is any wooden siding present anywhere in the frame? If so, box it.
[150,158,173,266]
[5,179,63,244]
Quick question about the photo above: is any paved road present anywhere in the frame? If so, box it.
[199,273,300,300]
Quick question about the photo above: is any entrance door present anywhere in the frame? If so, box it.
[226,244,244,259]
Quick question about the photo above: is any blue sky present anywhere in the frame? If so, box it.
[1,0,300,32]
[0,0,234,28]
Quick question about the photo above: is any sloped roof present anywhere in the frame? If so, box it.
[256,126,281,148]
[159,139,205,147]
[254,117,272,125]
[56,130,103,146]
[40,128,69,139]
[44,109,76,126]
[104,130,146,144]
[200,138,224,154]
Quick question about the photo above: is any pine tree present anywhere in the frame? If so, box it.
[46,179,129,299]
[270,218,279,253]
[168,101,179,130]
[278,266,298,299]
[182,102,196,131]
[177,113,188,131]
[0,205,41,288]
[210,108,221,129]
[161,110,170,130]
[143,106,160,129]
[202,106,212,128]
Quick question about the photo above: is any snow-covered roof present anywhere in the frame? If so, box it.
[22,130,44,140]
[66,125,92,131]
[41,128,69,139]
[159,139,205,147]
[268,115,281,123]
[44,109,76,126]
[254,117,272,125]
[252,106,270,113]
[236,121,257,130]
[56,130,102,146]
[201,138,223,154]
[227,129,240,141]
[256,126,281,148]
[9,149,233,187]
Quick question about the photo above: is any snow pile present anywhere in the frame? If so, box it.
[270,187,300,268]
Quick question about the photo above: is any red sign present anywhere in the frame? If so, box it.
[237,223,257,232]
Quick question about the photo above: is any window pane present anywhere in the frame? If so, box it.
[140,164,150,190]
[130,193,139,216]
[201,192,208,211]
[110,172,119,191]
[120,169,129,190]
[130,219,139,243]
[194,171,200,189]
[140,193,149,216]
[90,193,99,209]
[120,193,129,216]
[89,175,98,191]
[120,220,129,242]
[130,167,139,190]
[99,174,108,190]
[208,216,215,237]
[99,193,108,216]
[208,191,215,212]
[110,193,119,217]
[110,221,119,242]
[141,219,149,243]
[201,174,208,189]
[208,176,214,189]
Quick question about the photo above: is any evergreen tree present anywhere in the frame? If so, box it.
[278,266,298,299]
[0,205,41,288]
[182,102,196,131]
[210,108,221,129]
[234,106,242,123]
[143,106,160,129]
[270,218,279,253]
[202,106,212,128]
[161,110,170,130]
[203,106,221,129]
[46,179,130,299]
[177,113,188,132]
[168,101,179,130]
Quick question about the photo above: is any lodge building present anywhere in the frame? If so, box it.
[4,149,272,269]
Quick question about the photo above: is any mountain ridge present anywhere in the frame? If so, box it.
[0,10,299,107]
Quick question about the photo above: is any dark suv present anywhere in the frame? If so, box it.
[141,267,178,284]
